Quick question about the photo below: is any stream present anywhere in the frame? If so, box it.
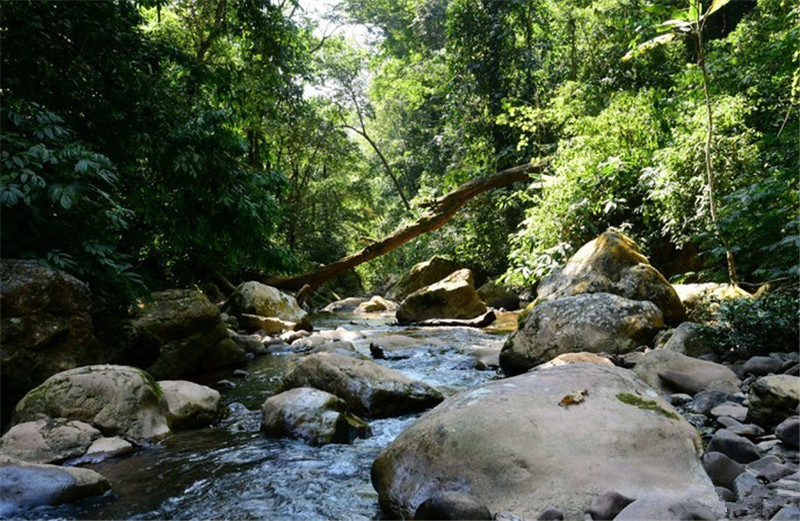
[21,311,518,520]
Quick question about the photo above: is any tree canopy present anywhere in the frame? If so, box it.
[1,0,797,307]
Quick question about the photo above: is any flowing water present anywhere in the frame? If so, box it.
[19,312,517,521]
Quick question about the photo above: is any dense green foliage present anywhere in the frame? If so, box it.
[1,0,797,305]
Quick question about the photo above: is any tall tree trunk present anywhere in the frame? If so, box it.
[697,28,737,284]
[245,161,548,296]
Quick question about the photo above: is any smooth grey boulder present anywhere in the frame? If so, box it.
[701,451,745,490]
[743,356,784,377]
[501,293,664,376]
[371,364,718,520]
[586,490,634,520]
[774,417,799,448]
[280,352,444,418]
[158,380,221,430]
[0,455,110,516]
[0,419,101,464]
[633,350,740,396]
[12,365,170,442]
[535,231,685,324]
[706,429,763,464]
[690,390,741,415]
[261,387,370,446]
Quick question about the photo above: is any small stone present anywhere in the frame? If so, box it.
[537,506,564,520]
[716,416,766,438]
[715,486,735,502]
[757,462,795,483]
[702,451,746,490]
[669,393,693,406]
[743,356,784,377]
[232,369,249,379]
[691,390,741,415]
[775,417,799,448]
[413,492,492,520]
[216,380,236,389]
[747,455,783,473]
[706,429,763,464]
[586,489,634,520]
[710,402,749,422]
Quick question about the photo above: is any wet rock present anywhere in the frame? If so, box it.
[224,281,311,331]
[733,472,760,501]
[281,352,444,418]
[371,364,717,520]
[775,417,799,448]
[230,333,267,355]
[669,393,693,407]
[537,506,565,520]
[261,388,370,446]
[158,380,221,429]
[367,334,435,360]
[0,260,104,424]
[306,340,366,359]
[614,496,718,520]
[83,437,134,460]
[701,451,745,490]
[743,356,784,377]
[396,269,487,325]
[0,419,101,464]
[747,455,782,473]
[388,256,460,301]
[689,390,741,415]
[501,293,664,376]
[320,297,367,313]
[12,365,170,442]
[232,369,250,379]
[710,402,748,422]
[662,322,712,357]
[0,455,111,516]
[586,489,634,520]
[633,350,740,396]
[706,429,763,464]
[747,375,800,428]
[535,231,686,324]
[355,296,398,313]
[413,492,492,520]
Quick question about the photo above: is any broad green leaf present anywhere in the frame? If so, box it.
[622,33,677,62]
[705,0,732,18]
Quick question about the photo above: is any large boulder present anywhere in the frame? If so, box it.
[371,364,718,520]
[0,260,104,426]
[0,455,110,516]
[396,269,487,325]
[672,283,752,320]
[0,419,101,464]
[260,387,370,446]
[224,281,311,331]
[12,365,170,442]
[536,231,685,324]
[320,297,368,313]
[388,256,460,301]
[280,352,444,418]
[746,375,800,428]
[133,290,229,379]
[632,350,741,396]
[500,293,665,376]
[356,296,399,313]
[158,380,221,430]
[477,279,520,310]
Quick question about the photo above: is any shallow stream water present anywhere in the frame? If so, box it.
[21,312,517,520]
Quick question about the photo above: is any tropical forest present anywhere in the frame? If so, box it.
[0,0,798,519]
